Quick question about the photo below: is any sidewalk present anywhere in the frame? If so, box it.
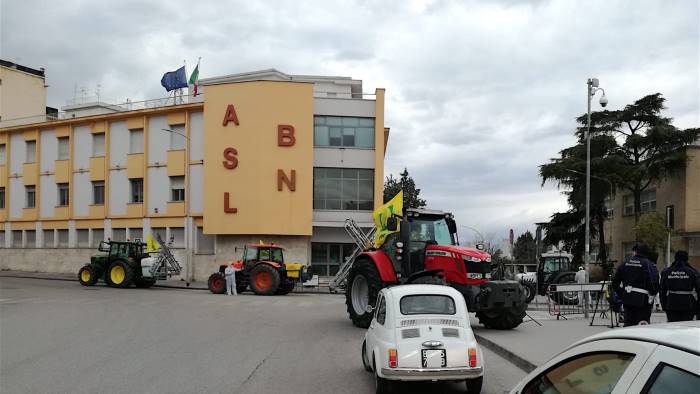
[0,270,209,289]
[472,308,668,373]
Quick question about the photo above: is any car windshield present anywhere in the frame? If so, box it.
[409,218,453,246]
[400,295,456,315]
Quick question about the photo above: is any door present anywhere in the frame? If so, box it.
[625,346,700,393]
[366,293,386,369]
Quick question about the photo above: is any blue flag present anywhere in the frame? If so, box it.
[160,66,189,92]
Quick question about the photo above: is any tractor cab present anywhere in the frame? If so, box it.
[536,251,575,295]
[97,240,145,260]
[241,244,285,268]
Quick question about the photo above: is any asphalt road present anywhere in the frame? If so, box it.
[0,277,525,394]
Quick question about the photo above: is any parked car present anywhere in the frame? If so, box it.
[510,321,700,394]
[361,284,484,393]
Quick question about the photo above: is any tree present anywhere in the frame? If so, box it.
[633,212,669,259]
[580,94,699,223]
[383,168,427,208]
[513,231,537,266]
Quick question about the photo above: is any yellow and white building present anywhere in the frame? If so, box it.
[0,68,389,281]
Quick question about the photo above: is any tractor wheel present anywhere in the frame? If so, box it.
[475,300,527,330]
[208,272,226,294]
[275,282,296,295]
[78,265,98,286]
[236,284,248,294]
[250,265,281,296]
[105,260,135,288]
[346,259,384,328]
[522,281,537,303]
[134,278,156,288]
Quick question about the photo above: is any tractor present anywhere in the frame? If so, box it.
[78,234,183,288]
[207,243,311,296]
[332,208,528,330]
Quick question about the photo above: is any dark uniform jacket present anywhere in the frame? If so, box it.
[612,255,660,307]
[660,261,699,311]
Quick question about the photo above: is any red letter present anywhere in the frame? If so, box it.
[222,104,240,126]
[223,147,238,169]
[277,169,296,191]
[224,192,238,213]
[277,124,296,146]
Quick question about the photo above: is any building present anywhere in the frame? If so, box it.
[603,146,700,270]
[0,68,388,281]
[0,59,56,126]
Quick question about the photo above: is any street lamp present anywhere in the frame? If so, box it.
[461,225,486,248]
[161,128,190,141]
[585,78,607,276]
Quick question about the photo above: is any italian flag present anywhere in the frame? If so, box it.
[189,60,200,96]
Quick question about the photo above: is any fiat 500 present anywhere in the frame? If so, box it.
[361,284,484,393]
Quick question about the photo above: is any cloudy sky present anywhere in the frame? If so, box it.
[2,0,698,244]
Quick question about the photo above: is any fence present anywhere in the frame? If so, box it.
[546,282,621,327]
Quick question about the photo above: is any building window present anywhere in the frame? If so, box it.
[170,176,185,201]
[92,181,104,205]
[169,125,186,150]
[0,186,5,209]
[313,168,374,210]
[57,229,69,248]
[25,140,36,163]
[12,230,22,248]
[92,133,105,157]
[129,129,144,154]
[43,230,55,248]
[76,229,89,248]
[311,242,355,276]
[57,137,70,160]
[604,196,614,218]
[196,227,215,255]
[91,229,104,247]
[25,185,36,208]
[25,230,36,248]
[314,116,375,148]
[130,178,143,203]
[57,183,69,206]
[623,189,656,216]
[129,228,143,242]
[112,228,126,241]
[0,144,6,165]
[170,227,185,248]
[0,231,5,248]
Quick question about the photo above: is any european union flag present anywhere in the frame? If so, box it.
[160,66,189,92]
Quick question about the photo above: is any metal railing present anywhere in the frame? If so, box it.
[546,282,622,327]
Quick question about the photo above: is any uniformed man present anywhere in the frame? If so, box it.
[660,251,699,322]
[612,244,660,326]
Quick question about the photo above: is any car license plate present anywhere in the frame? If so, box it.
[421,349,446,368]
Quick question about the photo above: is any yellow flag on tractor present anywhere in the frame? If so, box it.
[145,235,160,253]
[373,190,403,248]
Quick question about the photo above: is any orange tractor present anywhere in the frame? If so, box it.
[207,243,310,296]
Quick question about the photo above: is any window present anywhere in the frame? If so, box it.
[57,137,69,160]
[400,295,456,315]
[644,363,700,394]
[170,227,185,248]
[91,229,104,247]
[0,231,4,248]
[623,190,656,215]
[25,230,35,248]
[170,176,185,201]
[196,227,215,254]
[112,228,126,241]
[310,242,355,276]
[12,230,22,247]
[43,230,55,248]
[151,228,165,243]
[522,352,634,394]
[0,144,6,165]
[0,187,5,209]
[57,229,69,248]
[129,228,143,242]
[604,196,614,218]
[25,185,36,208]
[76,229,89,248]
[57,183,69,206]
[92,133,105,157]
[130,178,143,203]
[169,125,186,150]
[129,129,144,154]
[314,116,375,148]
[375,295,386,325]
[25,140,36,163]
[313,168,374,210]
[92,181,104,205]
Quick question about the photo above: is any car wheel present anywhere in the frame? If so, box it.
[374,358,391,394]
[466,376,483,393]
[362,340,372,372]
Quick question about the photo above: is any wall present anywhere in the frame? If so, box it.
[202,81,314,235]
[0,66,46,121]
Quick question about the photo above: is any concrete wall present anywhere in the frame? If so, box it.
[39,174,56,217]
[9,177,23,219]
[189,112,204,161]
[9,132,24,173]
[73,172,91,216]
[39,129,56,172]
[314,97,375,117]
[148,116,169,164]
[109,120,129,167]
[189,164,203,213]
[147,167,168,214]
[109,169,128,215]
[73,125,91,170]
[313,147,375,168]
[0,248,94,274]
[0,65,46,121]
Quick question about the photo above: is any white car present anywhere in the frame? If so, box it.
[361,284,484,393]
[510,321,700,394]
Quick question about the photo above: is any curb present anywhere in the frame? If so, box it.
[474,332,537,373]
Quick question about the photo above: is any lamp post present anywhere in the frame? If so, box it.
[585,78,607,276]
[460,225,485,248]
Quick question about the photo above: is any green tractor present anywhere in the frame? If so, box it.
[78,235,182,288]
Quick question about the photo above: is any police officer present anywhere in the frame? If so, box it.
[612,244,660,326]
[660,251,699,322]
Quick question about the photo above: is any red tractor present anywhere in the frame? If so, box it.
[333,208,527,329]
